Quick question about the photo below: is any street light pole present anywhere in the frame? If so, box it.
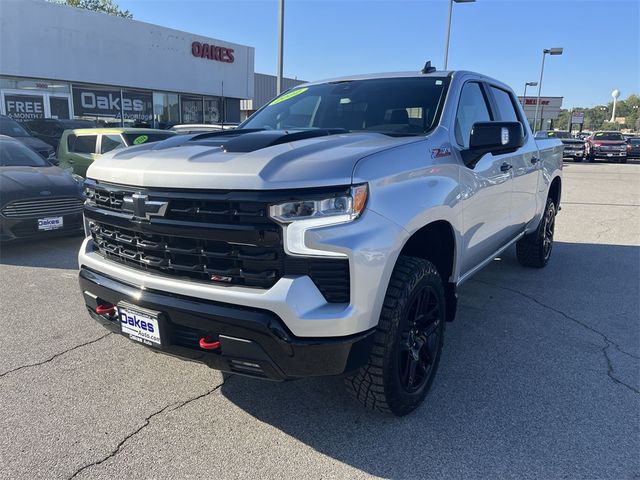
[276,0,285,95]
[443,0,475,70]
[533,47,563,133]
[523,81,537,130]
[523,81,537,107]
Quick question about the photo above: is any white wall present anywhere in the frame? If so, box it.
[0,0,254,99]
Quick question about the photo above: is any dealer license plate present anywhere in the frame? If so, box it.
[117,303,162,347]
[38,216,63,231]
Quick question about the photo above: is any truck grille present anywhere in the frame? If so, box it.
[84,182,350,303]
[1,197,84,218]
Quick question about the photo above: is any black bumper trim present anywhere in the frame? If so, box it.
[79,267,374,380]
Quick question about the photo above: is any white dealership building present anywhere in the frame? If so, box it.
[0,0,255,126]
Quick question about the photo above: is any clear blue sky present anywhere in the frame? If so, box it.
[118,0,639,108]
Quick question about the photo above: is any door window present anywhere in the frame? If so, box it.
[455,82,492,148]
[100,134,126,154]
[490,87,520,123]
[70,135,97,154]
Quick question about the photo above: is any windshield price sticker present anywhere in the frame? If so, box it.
[269,88,308,106]
[133,135,149,145]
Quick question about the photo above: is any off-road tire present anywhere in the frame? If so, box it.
[516,197,556,268]
[344,256,445,416]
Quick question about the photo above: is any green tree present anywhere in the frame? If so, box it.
[50,0,132,18]
[554,94,639,132]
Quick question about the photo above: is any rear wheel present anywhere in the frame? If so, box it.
[516,197,556,268]
[344,256,445,416]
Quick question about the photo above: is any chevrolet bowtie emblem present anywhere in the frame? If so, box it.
[122,193,168,220]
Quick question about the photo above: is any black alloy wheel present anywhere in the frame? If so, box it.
[398,285,442,393]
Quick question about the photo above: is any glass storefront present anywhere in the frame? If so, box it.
[153,92,179,129]
[181,95,203,124]
[1,75,234,127]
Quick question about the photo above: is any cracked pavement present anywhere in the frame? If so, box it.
[1,163,638,479]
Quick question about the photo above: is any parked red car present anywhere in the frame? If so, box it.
[585,131,628,163]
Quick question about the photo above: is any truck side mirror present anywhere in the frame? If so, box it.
[461,121,524,168]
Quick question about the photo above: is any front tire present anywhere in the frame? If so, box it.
[344,256,445,416]
[516,197,556,268]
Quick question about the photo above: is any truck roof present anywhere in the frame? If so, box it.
[298,70,511,91]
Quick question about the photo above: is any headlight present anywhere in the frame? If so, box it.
[269,184,368,257]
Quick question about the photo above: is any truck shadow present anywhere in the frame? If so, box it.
[0,234,83,270]
[220,241,640,478]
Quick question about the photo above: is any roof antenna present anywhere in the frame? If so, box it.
[421,61,436,74]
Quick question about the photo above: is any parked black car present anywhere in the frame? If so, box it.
[0,135,84,242]
[535,130,586,161]
[626,137,640,159]
[25,118,95,149]
[0,115,56,162]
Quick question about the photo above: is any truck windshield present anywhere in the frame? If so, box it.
[594,132,624,141]
[240,77,449,136]
[547,131,571,139]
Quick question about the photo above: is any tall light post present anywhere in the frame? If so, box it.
[522,81,538,106]
[533,47,563,132]
[443,0,475,70]
[276,0,285,95]
[523,81,538,130]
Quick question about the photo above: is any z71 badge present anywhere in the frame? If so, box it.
[431,147,451,159]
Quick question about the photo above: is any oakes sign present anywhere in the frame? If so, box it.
[72,87,153,121]
[191,41,234,63]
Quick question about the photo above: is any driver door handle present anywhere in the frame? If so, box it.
[500,162,513,172]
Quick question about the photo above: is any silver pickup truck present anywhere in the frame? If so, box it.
[78,67,563,415]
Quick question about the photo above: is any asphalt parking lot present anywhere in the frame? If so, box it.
[1,162,638,480]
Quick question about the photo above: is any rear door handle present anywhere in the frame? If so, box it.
[500,162,513,172]
[531,156,540,164]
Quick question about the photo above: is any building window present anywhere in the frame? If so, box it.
[203,96,221,124]
[0,76,71,94]
[153,92,179,129]
[181,95,203,124]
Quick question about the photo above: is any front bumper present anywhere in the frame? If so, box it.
[79,267,375,380]
[592,150,627,158]
[563,149,584,158]
[0,212,83,242]
[78,207,405,338]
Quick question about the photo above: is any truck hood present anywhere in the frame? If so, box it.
[87,130,424,190]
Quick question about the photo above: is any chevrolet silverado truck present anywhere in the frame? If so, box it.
[535,130,585,161]
[78,67,563,415]
[585,131,628,163]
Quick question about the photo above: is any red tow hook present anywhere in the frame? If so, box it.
[199,337,221,350]
[96,303,116,316]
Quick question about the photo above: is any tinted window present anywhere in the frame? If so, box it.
[630,139,640,145]
[594,132,624,141]
[455,82,492,148]
[241,77,449,136]
[0,140,49,167]
[100,134,126,154]
[71,135,97,154]
[0,117,30,137]
[490,87,519,123]
[547,131,571,139]
[122,133,174,145]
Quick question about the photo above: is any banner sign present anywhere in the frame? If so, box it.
[72,86,153,121]
[4,94,45,121]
